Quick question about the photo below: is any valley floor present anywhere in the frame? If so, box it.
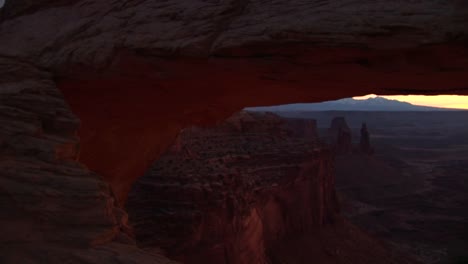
[321,112,468,264]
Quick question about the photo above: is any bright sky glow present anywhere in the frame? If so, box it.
[353,94,468,110]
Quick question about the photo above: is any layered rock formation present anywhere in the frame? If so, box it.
[221,111,286,135]
[0,60,177,264]
[1,1,468,263]
[128,111,335,264]
[127,111,414,264]
[328,117,352,154]
[284,118,319,140]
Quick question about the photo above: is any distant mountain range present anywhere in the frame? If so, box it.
[247,96,464,112]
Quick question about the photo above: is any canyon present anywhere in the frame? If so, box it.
[128,111,336,263]
[1,1,468,263]
[277,110,468,263]
[127,111,413,264]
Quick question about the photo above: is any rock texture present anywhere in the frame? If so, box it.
[284,118,319,140]
[0,1,468,263]
[127,111,412,264]
[1,0,468,204]
[328,117,352,154]
[0,60,178,263]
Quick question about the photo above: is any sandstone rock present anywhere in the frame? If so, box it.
[221,111,286,135]
[359,122,374,155]
[0,59,177,264]
[328,117,352,154]
[284,118,319,141]
[126,111,415,264]
[127,112,339,264]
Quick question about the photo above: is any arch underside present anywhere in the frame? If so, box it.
[59,44,468,204]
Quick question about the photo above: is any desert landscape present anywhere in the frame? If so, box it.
[279,111,468,264]
[126,110,468,264]
[127,111,418,264]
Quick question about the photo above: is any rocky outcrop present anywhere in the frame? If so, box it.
[284,118,319,140]
[127,112,417,264]
[328,117,352,154]
[127,112,338,264]
[221,111,285,135]
[359,122,374,155]
[0,60,177,263]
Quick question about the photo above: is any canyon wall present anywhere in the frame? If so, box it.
[127,112,338,264]
[284,118,319,140]
[328,117,353,154]
[0,60,177,263]
[127,112,415,264]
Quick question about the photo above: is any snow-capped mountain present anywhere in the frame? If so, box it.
[247,96,462,112]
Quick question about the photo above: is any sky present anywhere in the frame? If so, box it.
[353,94,468,110]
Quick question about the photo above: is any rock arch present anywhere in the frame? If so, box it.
[1,1,468,263]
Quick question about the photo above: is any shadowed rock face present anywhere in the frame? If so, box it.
[329,117,352,154]
[359,122,373,155]
[0,60,177,264]
[0,1,467,263]
[284,118,319,140]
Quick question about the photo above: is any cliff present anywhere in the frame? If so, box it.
[284,118,319,140]
[328,117,352,154]
[127,112,413,264]
[127,111,334,263]
[359,122,374,155]
[0,61,177,263]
